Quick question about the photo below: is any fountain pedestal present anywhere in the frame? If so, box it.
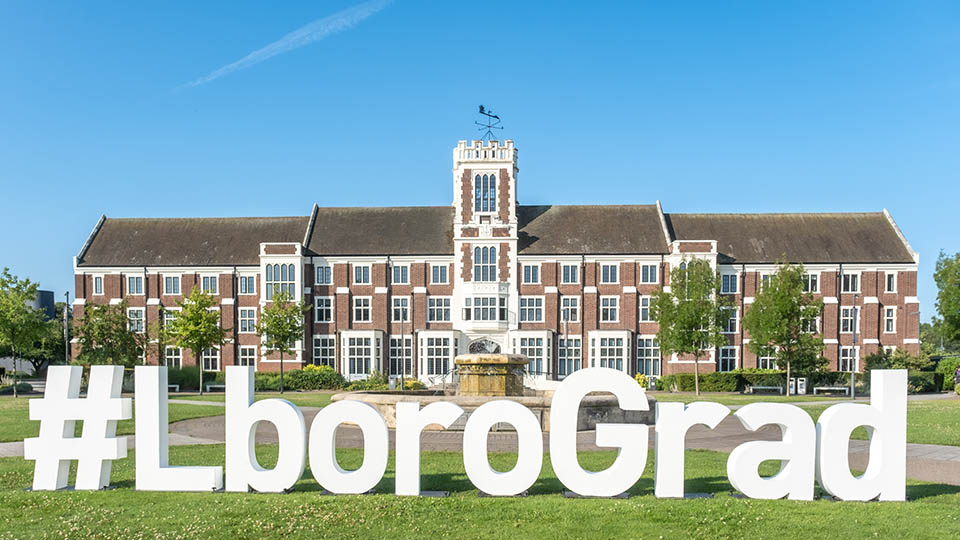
[455,353,528,397]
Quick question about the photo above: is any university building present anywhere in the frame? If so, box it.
[71,139,920,384]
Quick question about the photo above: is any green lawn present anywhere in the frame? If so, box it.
[172,391,335,408]
[1,445,958,539]
[804,398,960,447]
[649,392,846,406]
[0,397,225,443]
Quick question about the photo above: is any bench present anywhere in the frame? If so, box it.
[813,386,850,396]
[746,385,783,395]
[168,384,180,393]
[204,384,226,392]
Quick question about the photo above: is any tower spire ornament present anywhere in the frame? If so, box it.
[475,105,504,140]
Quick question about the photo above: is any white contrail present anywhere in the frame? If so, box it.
[183,0,393,88]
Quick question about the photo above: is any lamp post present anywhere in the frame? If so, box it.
[851,293,858,400]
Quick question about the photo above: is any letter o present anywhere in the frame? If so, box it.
[463,400,543,496]
[308,400,388,494]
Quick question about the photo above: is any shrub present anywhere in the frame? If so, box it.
[907,371,942,393]
[658,372,738,392]
[732,369,785,390]
[955,383,960,395]
[166,366,218,391]
[286,365,345,390]
[936,357,960,388]
[635,373,649,388]
[402,378,426,390]
[254,372,283,392]
[0,382,33,395]
[347,371,390,391]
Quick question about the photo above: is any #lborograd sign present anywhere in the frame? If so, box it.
[23,366,907,501]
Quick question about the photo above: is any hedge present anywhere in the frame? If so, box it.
[165,365,346,392]
[0,382,33,395]
[936,357,960,389]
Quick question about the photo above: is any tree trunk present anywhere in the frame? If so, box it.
[10,330,17,399]
[279,351,284,394]
[786,360,791,396]
[693,351,701,396]
[198,349,204,396]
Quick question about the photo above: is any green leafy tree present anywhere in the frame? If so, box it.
[651,259,733,395]
[935,251,960,341]
[162,287,228,395]
[742,263,825,394]
[0,269,49,397]
[256,290,308,394]
[73,300,144,368]
[921,317,960,356]
[15,302,71,375]
[864,348,931,372]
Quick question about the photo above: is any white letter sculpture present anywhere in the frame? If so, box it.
[463,400,543,496]
[225,366,306,493]
[727,403,815,500]
[654,401,730,498]
[395,401,464,495]
[24,365,131,490]
[135,366,223,491]
[549,368,649,497]
[309,400,389,494]
[816,369,907,501]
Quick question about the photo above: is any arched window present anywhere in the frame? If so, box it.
[488,174,496,212]
[473,246,497,282]
[474,174,481,211]
[474,173,497,213]
[265,262,296,300]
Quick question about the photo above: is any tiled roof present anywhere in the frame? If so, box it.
[518,205,669,255]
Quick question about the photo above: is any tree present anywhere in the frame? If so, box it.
[921,317,960,356]
[161,287,228,395]
[864,348,931,372]
[256,290,308,394]
[73,300,145,368]
[0,268,49,397]
[935,251,960,341]
[742,263,825,395]
[651,258,733,395]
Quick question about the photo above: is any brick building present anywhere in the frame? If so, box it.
[71,139,920,384]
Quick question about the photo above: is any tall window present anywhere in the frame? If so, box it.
[722,308,738,334]
[127,276,143,295]
[127,308,144,333]
[839,346,858,372]
[389,336,412,376]
[884,307,896,333]
[239,308,256,333]
[601,264,618,283]
[562,264,579,284]
[425,337,450,375]
[841,273,859,293]
[721,274,737,294]
[519,297,543,322]
[558,338,582,377]
[392,265,409,284]
[315,297,333,323]
[637,337,660,376]
[161,308,177,328]
[239,275,256,294]
[717,347,737,372]
[466,297,498,321]
[353,265,370,285]
[164,275,180,295]
[265,263,295,300]
[600,296,619,322]
[353,297,371,322]
[315,265,332,285]
[561,296,579,322]
[519,337,545,376]
[802,273,819,293]
[640,264,658,284]
[93,276,104,295]
[427,297,450,322]
[474,173,496,213]
[840,307,859,334]
[473,247,497,282]
[312,336,335,367]
[523,265,539,284]
[202,276,218,294]
[431,265,448,284]
[392,297,409,322]
[238,346,256,368]
[202,348,219,371]
[347,337,371,376]
[639,296,652,322]
[163,347,181,369]
[596,337,624,371]
[885,272,897,293]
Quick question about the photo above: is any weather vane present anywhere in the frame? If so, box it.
[475,105,504,140]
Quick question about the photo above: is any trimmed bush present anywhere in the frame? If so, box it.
[0,382,33,395]
[402,379,426,390]
[907,371,942,393]
[166,366,218,391]
[936,357,960,389]
[635,373,649,389]
[955,383,960,395]
[286,365,345,391]
[347,371,390,391]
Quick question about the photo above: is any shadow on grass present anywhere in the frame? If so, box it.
[907,483,960,500]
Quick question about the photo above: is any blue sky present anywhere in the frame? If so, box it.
[1,1,957,321]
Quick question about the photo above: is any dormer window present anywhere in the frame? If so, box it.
[474,173,496,213]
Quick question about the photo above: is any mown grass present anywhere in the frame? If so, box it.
[804,398,960,447]
[649,392,847,406]
[2,445,959,539]
[172,391,335,408]
[0,397,225,443]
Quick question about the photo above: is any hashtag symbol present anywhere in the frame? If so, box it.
[24,365,132,490]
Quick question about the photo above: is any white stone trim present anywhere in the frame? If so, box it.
[905,296,919,304]
[413,286,427,294]
[72,298,86,306]
[864,296,879,304]
[544,286,558,294]
[375,287,388,294]
[109,298,122,305]
[823,297,838,304]
[904,338,920,344]
[336,287,350,294]
[147,298,160,305]
[743,296,754,304]
[623,286,637,293]
[584,286,598,294]
[864,338,880,344]
[221,298,235,305]
[824,338,839,344]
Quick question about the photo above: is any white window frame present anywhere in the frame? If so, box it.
[885,272,897,293]
[200,274,219,295]
[126,275,144,296]
[353,264,371,285]
[265,263,297,300]
[721,307,738,334]
[516,335,548,377]
[802,316,820,334]
[718,346,738,372]
[592,335,627,371]
[392,296,410,322]
[720,274,738,294]
[427,296,451,322]
[392,264,409,285]
[238,346,257,369]
[163,275,180,295]
[561,296,579,323]
[561,264,579,284]
[201,347,220,372]
[238,308,257,334]
[345,336,373,378]
[839,346,859,372]
[127,307,144,334]
[238,274,257,295]
[640,264,658,284]
[353,296,371,323]
[522,264,540,284]
[473,246,498,283]
[557,337,582,378]
[884,306,896,334]
[519,296,544,323]
[162,346,182,369]
[422,335,452,377]
[758,354,778,370]
[802,273,819,293]
[600,264,619,284]
[840,306,860,334]
[637,335,660,376]
[639,296,652,322]
[93,275,104,296]
[312,335,336,367]
[600,296,619,322]
[314,296,333,323]
[841,272,861,293]
[315,265,333,286]
[389,335,413,376]
[431,264,448,284]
